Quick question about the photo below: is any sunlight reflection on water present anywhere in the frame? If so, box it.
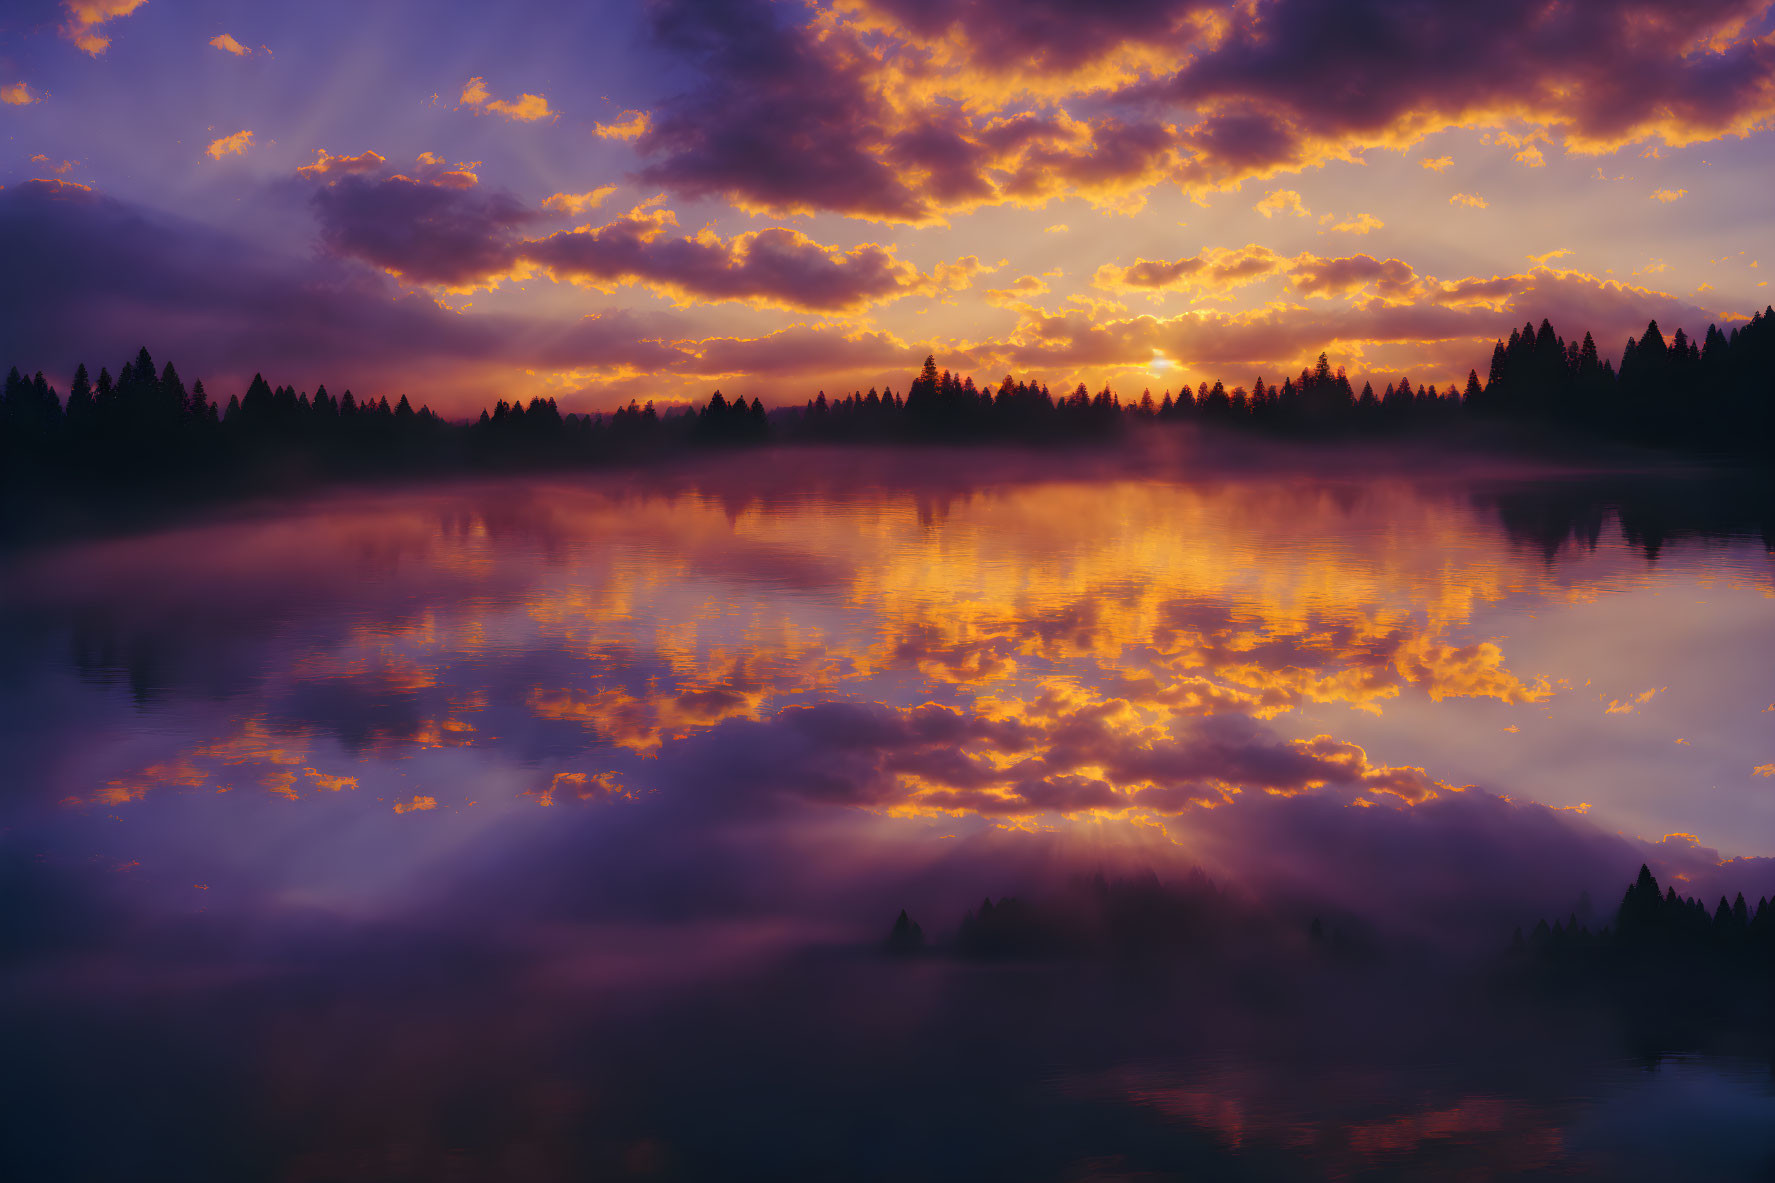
[4,449,1775,1179]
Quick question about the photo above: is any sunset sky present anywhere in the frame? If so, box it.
[3,0,1774,415]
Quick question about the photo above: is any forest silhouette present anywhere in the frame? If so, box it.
[4,312,1774,513]
[886,864,1775,1054]
[884,870,1376,966]
[1510,865,1775,1051]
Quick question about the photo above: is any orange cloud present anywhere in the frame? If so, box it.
[205,130,254,160]
[1255,189,1310,218]
[541,186,618,215]
[392,794,438,813]
[296,148,389,180]
[61,0,148,56]
[1324,213,1384,235]
[304,151,474,191]
[17,178,94,198]
[1421,155,1453,172]
[406,151,480,188]
[595,110,651,140]
[1094,244,1286,296]
[1449,193,1489,209]
[1650,188,1688,202]
[1605,687,1664,714]
[985,273,1053,305]
[209,32,250,56]
[1752,764,1774,777]
[531,770,632,807]
[2,82,41,106]
[303,768,358,792]
[460,76,555,123]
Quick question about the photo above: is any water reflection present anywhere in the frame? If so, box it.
[3,447,1775,1179]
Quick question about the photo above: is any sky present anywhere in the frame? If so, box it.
[2,0,1774,416]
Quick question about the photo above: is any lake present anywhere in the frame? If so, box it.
[5,444,1775,1180]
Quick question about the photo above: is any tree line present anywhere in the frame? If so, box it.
[883,869,1239,961]
[1513,864,1775,1049]
[4,310,1773,500]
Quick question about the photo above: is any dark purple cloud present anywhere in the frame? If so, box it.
[0,178,960,406]
[1291,254,1420,301]
[0,182,687,403]
[998,116,1179,202]
[628,0,1775,214]
[299,154,935,311]
[1093,244,1285,293]
[1150,0,1775,181]
[863,0,1214,73]
[623,691,1775,947]
[640,695,1455,824]
[885,112,998,207]
[631,0,1180,221]
[635,0,930,221]
[310,174,534,287]
[521,211,923,311]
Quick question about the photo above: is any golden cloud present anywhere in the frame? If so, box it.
[1255,189,1310,218]
[1094,244,1287,296]
[531,770,632,807]
[460,76,556,123]
[17,178,95,198]
[61,0,147,56]
[541,186,619,216]
[406,151,480,189]
[595,110,652,140]
[1605,687,1664,714]
[296,148,389,180]
[205,129,254,160]
[1324,213,1384,235]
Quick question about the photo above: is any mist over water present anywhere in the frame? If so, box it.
[5,444,1775,1180]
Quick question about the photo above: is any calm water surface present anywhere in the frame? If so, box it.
[4,446,1775,1180]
